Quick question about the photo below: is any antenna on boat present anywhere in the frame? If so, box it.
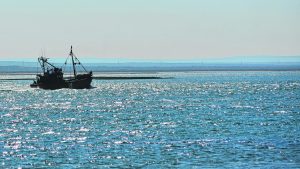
[70,45,77,78]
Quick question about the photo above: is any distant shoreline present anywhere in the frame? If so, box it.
[0,61,299,74]
[0,69,300,75]
[0,75,167,81]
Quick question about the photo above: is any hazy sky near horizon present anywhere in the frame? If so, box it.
[0,0,299,61]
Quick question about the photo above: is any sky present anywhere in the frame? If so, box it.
[0,0,299,62]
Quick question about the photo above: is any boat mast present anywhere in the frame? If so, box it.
[41,58,45,73]
[70,46,77,78]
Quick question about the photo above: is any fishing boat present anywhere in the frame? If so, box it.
[30,46,92,89]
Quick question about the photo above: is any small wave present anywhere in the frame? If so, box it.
[161,99,176,103]
[79,127,90,132]
[113,140,133,145]
[273,110,288,114]
[62,137,87,143]
[232,105,255,109]
[160,122,177,127]
[42,130,56,135]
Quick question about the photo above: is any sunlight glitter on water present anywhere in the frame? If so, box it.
[0,71,300,168]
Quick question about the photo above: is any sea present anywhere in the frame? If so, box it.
[0,71,299,168]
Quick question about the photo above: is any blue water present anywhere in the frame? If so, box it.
[0,71,300,168]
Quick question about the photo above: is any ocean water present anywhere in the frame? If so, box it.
[0,71,299,168]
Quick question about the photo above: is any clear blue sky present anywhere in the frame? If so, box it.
[0,0,299,62]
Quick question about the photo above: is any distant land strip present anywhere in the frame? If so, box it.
[0,63,300,73]
[93,76,164,80]
[0,76,167,81]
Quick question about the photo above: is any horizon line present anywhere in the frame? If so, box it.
[0,55,299,63]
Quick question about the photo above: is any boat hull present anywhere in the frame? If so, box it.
[66,77,92,89]
[31,75,92,90]
[31,81,68,90]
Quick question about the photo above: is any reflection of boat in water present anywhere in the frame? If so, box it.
[30,46,92,89]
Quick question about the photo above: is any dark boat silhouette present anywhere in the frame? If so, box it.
[30,46,92,89]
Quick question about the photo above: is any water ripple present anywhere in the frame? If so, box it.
[0,71,300,168]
